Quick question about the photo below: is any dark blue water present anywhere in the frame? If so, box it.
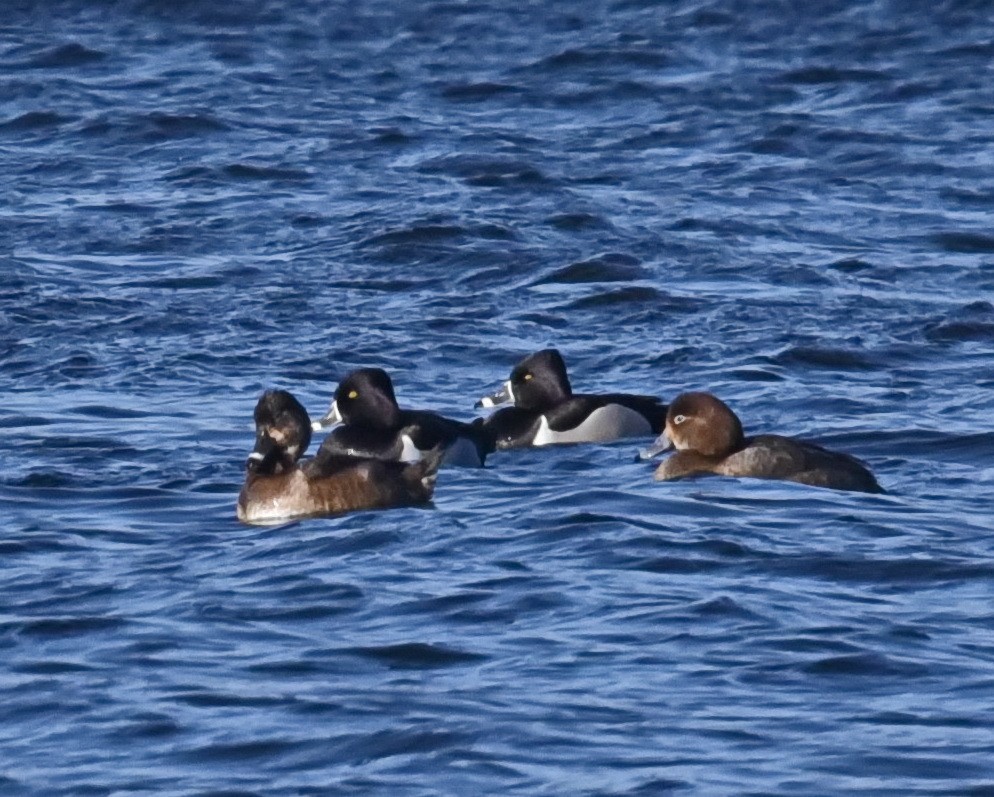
[4,0,994,793]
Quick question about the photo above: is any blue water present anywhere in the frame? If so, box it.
[3,0,994,793]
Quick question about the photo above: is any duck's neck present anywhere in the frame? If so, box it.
[655,450,724,481]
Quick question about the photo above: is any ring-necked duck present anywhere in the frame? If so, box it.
[475,349,667,449]
[640,391,882,493]
[312,368,494,467]
[237,389,442,525]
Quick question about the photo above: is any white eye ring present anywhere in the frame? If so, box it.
[673,414,687,425]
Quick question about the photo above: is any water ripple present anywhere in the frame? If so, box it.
[3,0,994,794]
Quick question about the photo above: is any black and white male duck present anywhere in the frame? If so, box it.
[639,391,882,493]
[237,389,442,525]
[475,348,667,449]
[312,368,494,467]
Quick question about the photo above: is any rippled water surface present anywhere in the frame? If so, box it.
[3,1,994,794]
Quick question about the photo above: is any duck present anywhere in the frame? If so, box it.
[311,368,493,467]
[639,391,882,493]
[475,348,667,449]
[236,389,442,525]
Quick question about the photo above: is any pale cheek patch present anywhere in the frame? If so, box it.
[248,451,265,462]
[261,426,289,444]
[665,422,685,449]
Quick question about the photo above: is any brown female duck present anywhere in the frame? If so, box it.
[641,391,882,494]
[237,389,442,524]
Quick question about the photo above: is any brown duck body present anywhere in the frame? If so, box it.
[648,392,882,494]
[236,389,441,525]
[654,433,882,493]
[236,455,439,525]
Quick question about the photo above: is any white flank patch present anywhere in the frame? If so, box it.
[398,434,422,463]
[532,405,652,446]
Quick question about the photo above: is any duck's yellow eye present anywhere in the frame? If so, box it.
[523,373,533,381]
[348,390,358,399]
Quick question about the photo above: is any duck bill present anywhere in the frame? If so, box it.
[311,400,343,431]
[246,435,280,473]
[638,431,673,460]
[475,380,514,409]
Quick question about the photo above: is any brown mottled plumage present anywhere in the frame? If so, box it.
[236,389,441,525]
[643,392,882,494]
